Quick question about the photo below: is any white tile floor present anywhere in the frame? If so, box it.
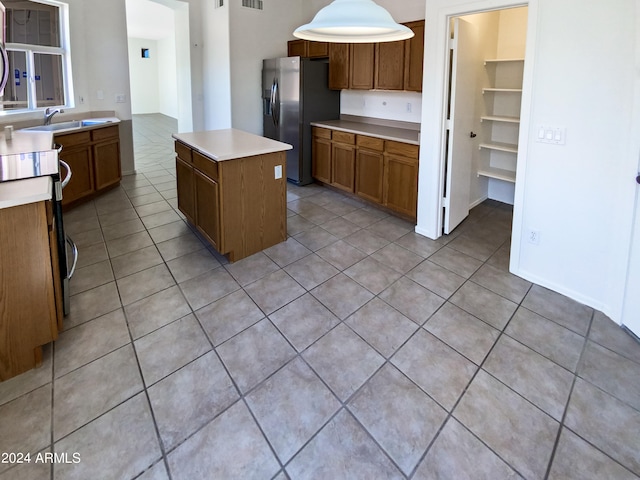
[1,113,639,479]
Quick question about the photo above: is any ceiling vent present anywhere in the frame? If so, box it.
[242,0,263,10]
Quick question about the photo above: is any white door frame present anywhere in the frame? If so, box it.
[416,0,537,278]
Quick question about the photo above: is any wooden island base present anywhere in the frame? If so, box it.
[174,129,291,262]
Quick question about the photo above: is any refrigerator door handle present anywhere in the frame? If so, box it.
[270,78,277,126]
[273,78,281,127]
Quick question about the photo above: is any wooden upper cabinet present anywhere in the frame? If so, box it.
[288,39,307,57]
[375,40,406,90]
[349,43,375,89]
[404,20,425,92]
[288,39,329,58]
[329,43,349,90]
[307,41,329,58]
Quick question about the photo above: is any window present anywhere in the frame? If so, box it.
[1,0,72,114]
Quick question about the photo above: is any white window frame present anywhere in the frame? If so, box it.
[2,0,73,116]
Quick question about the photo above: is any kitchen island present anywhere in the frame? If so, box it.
[173,129,292,262]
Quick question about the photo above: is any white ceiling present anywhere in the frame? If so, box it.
[125,0,175,40]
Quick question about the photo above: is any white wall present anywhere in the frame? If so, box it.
[128,38,160,113]
[228,0,306,134]
[419,0,639,324]
[202,1,231,131]
[157,35,178,118]
[341,90,422,124]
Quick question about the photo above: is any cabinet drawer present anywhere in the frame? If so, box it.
[385,141,419,159]
[175,141,192,163]
[193,151,219,181]
[312,127,332,140]
[91,125,119,142]
[332,131,355,145]
[357,135,384,151]
[55,130,91,147]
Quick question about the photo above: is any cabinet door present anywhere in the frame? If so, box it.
[93,139,121,190]
[356,148,385,203]
[312,135,332,183]
[329,43,349,90]
[384,154,418,220]
[194,169,221,250]
[331,142,356,192]
[404,20,425,92]
[308,41,329,58]
[349,43,375,89]
[176,156,196,224]
[375,41,405,90]
[60,146,94,206]
[288,39,307,57]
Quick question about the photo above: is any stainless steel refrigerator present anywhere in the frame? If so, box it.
[263,56,340,185]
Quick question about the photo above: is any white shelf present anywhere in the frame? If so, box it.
[477,167,516,183]
[479,142,518,153]
[482,88,522,93]
[480,115,520,124]
[484,58,525,64]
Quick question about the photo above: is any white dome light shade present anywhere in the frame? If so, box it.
[293,0,414,43]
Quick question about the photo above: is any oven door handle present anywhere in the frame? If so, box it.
[66,235,78,279]
[59,159,72,189]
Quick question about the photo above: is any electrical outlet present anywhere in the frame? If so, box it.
[527,229,540,245]
[115,94,126,103]
[406,102,412,113]
[274,165,282,179]
[78,95,84,105]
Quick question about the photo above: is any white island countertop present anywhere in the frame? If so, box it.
[172,129,292,161]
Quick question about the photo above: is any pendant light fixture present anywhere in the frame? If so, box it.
[293,0,414,43]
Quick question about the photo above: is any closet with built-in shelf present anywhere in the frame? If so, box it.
[479,58,524,186]
[454,6,527,208]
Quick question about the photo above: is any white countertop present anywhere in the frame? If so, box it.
[0,130,54,155]
[310,119,420,145]
[0,176,52,209]
[172,129,292,161]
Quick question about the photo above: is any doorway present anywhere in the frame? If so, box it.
[442,6,528,236]
[125,0,193,147]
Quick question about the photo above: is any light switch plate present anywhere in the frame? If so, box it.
[536,125,566,145]
[274,165,282,179]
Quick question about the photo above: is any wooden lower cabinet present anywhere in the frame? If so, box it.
[175,141,287,262]
[57,125,121,208]
[312,129,332,184]
[60,146,94,205]
[176,156,195,224]
[331,142,356,192]
[384,154,419,218]
[356,148,385,204]
[0,199,60,380]
[93,139,121,190]
[312,130,419,221]
[194,169,220,250]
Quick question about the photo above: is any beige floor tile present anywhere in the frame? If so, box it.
[148,352,238,450]
[135,314,211,386]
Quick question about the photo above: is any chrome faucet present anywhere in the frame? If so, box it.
[44,107,64,125]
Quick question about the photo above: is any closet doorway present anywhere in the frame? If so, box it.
[442,6,528,235]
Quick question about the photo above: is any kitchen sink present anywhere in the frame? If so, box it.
[23,119,112,132]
